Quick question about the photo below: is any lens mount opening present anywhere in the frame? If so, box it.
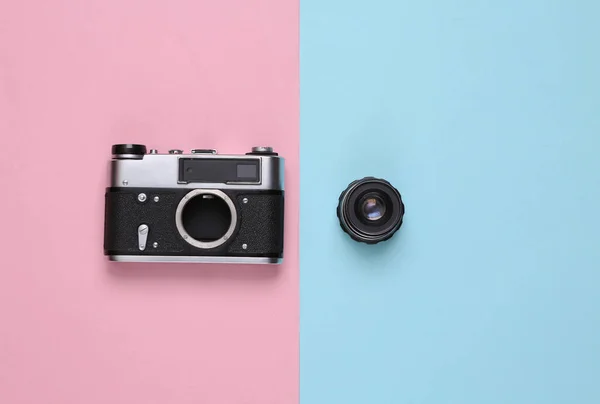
[175,189,237,249]
[338,178,404,244]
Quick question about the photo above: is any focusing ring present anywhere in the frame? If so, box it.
[337,177,404,244]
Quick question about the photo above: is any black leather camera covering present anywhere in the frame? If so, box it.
[104,188,284,258]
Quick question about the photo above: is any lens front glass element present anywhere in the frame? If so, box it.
[361,195,386,221]
[182,194,231,242]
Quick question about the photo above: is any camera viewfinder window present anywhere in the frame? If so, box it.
[237,164,257,179]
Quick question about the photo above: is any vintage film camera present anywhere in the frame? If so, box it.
[104,144,284,264]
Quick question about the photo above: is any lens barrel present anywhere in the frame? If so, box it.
[337,177,404,244]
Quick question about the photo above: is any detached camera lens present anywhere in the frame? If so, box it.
[337,177,404,244]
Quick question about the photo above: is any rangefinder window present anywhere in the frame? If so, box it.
[179,158,260,184]
[237,164,258,179]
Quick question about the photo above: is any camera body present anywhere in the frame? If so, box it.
[104,144,285,264]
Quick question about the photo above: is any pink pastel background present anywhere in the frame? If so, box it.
[0,1,298,403]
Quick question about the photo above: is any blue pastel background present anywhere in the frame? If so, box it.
[300,1,600,403]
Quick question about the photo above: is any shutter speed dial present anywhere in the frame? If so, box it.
[247,146,278,156]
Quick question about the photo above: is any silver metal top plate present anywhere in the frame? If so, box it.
[110,153,284,190]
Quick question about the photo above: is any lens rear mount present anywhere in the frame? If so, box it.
[337,177,404,244]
